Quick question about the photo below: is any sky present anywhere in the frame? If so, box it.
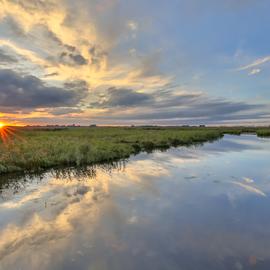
[0,0,270,126]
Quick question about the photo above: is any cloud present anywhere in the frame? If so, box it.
[2,15,27,37]
[89,87,267,125]
[88,45,107,68]
[23,24,89,67]
[0,0,269,126]
[127,20,138,31]
[0,69,88,109]
[44,72,59,77]
[90,87,152,108]
[248,68,261,75]
[59,52,88,66]
[0,0,166,90]
[8,0,57,12]
[50,107,83,115]
[0,39,49,70]
[0,49,17,63]
[238,56,270,71]
[232,181,266,197]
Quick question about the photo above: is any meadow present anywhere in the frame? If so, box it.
[0,126,269,174]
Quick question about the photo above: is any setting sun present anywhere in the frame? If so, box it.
[0,123,18,143]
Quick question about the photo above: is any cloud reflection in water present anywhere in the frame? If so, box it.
[0,135,270,269]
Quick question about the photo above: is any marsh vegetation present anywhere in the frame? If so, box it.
[0,126,269,174]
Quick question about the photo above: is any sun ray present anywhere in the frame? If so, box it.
[0,124,23,145]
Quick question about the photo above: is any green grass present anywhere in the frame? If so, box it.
[0,126,269,174]
[256,129,270,137]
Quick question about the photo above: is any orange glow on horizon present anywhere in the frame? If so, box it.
[0,122,24,128]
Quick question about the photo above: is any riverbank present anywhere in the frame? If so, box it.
[0,126,269,174]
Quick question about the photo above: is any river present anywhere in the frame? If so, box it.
[1,135,270,270]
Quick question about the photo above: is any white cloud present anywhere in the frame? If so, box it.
[248,68,261,75]
[232,181,266,197]
[127,20,138,31]
[238,56,270,71]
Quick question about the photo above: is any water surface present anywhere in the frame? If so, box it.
[1,135,270,270]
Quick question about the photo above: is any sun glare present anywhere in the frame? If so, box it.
[0,123,20,144]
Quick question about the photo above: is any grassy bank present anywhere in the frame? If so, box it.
[0,126,269,174]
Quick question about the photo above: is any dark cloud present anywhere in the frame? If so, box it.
[0,69,88,109]
[64,80,89,91]
[89,45,107,67]
[36,25,88,66]
[90,86,267,125]
[65,44,76,52]
[41,26,77,54]
[59,52,88,66]
[50,107,83,115]
[90,87,152,108]
[44,72,59,77]
[123,99,261,121]
[69,54,88,65]
[0,49,17,64]
[91,87,202,109]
